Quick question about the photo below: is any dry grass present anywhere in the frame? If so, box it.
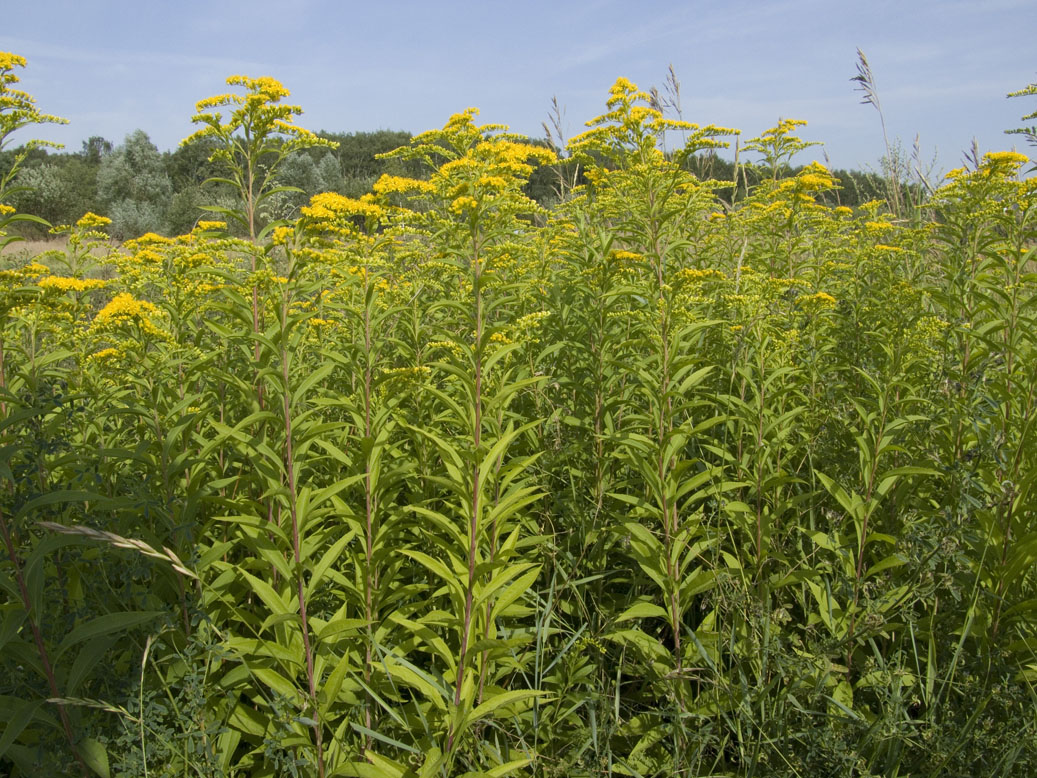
[1,236,123,279]
[0,236,68,259]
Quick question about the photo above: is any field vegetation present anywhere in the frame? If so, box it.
[2,52,1037,777]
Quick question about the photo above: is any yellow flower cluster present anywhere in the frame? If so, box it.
[676,268,726,283]
[125,233,174,248]
[87,347,123,364]
[75,212,111,230]
[864,220,894,232]
[763,118,809,139]
[450,196,478,214]
[796,291,838,312]
[427,340,464,358]
[514,311,550,330]
[610,250,643,262]
[476,174,509,190]
[198,75,291,111]
[0,52,28,70]
[983,151,1028,168]
[373,175,435,195]
[607,77,642,104]
[444,107,489,133]
[0,51,68,133]
[302,192,384,221]
[477,139,555,176]
[1,261,48,284]
[38,276,107,293]
[183,73,335,161]
[572,77,735,166]
[797,163,837,191]
[94,292,159,324]
[271,226,294,246]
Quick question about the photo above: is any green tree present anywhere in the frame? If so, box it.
[80,135,112,165]
[96,129,173,238]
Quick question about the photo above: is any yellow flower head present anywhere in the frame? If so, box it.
[38,276,106,293]
[982,150,1028,168]
[0,52,28,71]
[372,174,435,195]
[92,293,167,340]
[125,232,174,248]
[610,249,643,262]
[95,292,158,322]
[476,174,509,190]
[605,77,653,108]
[75,212,112,230]
[86,347,125,369]
[226,74,291,102]
[195,220,227,231]
[302,192,384,222]
[0,52,69,152]
[978,151,1029,178]
[796,291,837,312]
[450,195,478,214]
[271,225,294,246]
[0,261,48,284]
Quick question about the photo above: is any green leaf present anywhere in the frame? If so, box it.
[468,689,543,724]
[55,612,164,662]
[240,569,295,619]
[400,549,465,599]
[615,602,669,623]
[66,636,119,696]
[0,697,43,760]
[348,723,419,755]
[489,565,541,619]
[80,737,110,778]
[865,554,907,579]
[485,759,532,777]
[828,680,860,720]
[605,628,670,662]
[381,655,449,710]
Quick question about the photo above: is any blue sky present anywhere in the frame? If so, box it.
[2,0,1035,173]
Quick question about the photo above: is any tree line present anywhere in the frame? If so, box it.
[0,126,905,241]
[0,129,423,239]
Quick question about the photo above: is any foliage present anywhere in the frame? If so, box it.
[95,131,174,239]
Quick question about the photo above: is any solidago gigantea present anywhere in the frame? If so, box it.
[569,76,737,170]
[0,52,67,198]
[183,74,336,241]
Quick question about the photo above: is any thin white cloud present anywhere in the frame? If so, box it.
[0,36,280,74]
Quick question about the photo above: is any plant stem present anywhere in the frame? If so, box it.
[279,302,324,778]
